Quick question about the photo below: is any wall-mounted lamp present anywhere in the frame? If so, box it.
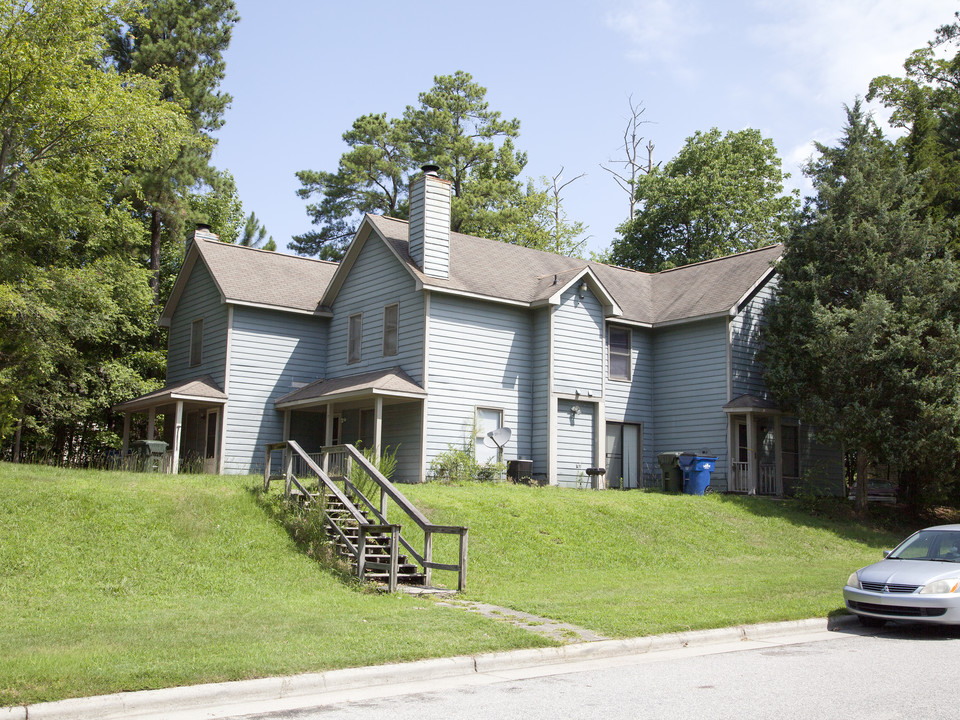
[578,281,588,299]
[570,405,582,416]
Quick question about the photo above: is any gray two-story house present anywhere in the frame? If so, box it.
[115,168,843,495]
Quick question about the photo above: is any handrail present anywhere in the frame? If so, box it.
[325,443,468,591]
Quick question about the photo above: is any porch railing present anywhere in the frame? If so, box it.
[729,461,780,495]
[730,462,750,493]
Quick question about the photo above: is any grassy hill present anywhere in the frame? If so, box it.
[0,463,902,706]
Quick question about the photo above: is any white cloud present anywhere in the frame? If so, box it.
[604,0,708,64]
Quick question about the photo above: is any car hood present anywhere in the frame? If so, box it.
[859,559,960,585]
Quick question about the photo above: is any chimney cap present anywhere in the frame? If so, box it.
[195,222,212,232]
[421,163,440,176]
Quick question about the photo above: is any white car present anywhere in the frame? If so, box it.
[844,524,960,626]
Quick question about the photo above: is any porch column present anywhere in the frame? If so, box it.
[774,415,783,496]
[171,400,184,475]
[374,396,383,458]
[325,402,334,446]
[746,411,757,494]
[147,407,156,441]
[121,413,131,455]
[282,410,290,442]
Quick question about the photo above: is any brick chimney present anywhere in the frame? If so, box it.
[408,164,452,279]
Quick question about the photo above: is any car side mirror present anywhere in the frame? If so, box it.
[883,550,891,558]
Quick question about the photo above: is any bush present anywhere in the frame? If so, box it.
[429,444,504,483]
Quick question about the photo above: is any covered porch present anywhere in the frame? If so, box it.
[112,375,228,474]
[274,368,427,484]
[723,394,784,496]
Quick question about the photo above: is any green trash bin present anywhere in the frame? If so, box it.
[657,452,690,493]
[131,439,168,472]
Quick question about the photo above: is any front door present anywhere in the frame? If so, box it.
[202,408,219,474]
[605,422,641,489]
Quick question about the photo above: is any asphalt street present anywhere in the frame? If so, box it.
[230,622,960,720]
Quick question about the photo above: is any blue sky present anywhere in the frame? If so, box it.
[212,1,957,257]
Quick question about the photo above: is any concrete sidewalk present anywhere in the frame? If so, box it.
[3,615,857,720]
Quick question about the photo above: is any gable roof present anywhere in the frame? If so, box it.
[161,238,339,326]
[365,215,781,326]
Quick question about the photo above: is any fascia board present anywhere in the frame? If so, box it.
[733,264,780,314]
[226,299,332,318]
[545,267,624,316]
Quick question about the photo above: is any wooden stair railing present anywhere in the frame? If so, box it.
[264,440,467,592]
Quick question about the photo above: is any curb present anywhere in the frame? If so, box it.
[7,615,856,720]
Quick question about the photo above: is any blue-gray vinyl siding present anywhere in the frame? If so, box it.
[652,318,729,487]
[167,260,227,387]
[731,275,777,400]
[327,236,424,382]
[557,399,595,487]
[382,401,423,483]
[425,295,532,471]
[530,308,551,478]
[223,307,326,474]
[553,287,603,397]
[605,324,657,483]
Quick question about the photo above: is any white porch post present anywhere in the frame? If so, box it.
[374,396,383,458]
[282,410,290,442]
[171,400,184,475]
[147,407,156,441]
[325,402,334,446]
[121,413,131,455]
[774,415,783,496]
[746,411,757,494]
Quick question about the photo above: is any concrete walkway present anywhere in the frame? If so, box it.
[3,616,857,720]
[437,599,610,642]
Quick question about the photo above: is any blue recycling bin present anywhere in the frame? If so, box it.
[677,455,718,495]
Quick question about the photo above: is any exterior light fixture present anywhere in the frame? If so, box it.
[570,405,581,416]
[578,282,588,298]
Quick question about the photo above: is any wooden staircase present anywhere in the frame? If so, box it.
[264,440,467,592]
[323,490,426,586]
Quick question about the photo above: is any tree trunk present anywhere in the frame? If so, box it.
[149,208,162,300]
[11,414,22,463]
[855,450,869,515]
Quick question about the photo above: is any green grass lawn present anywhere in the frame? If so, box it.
[401,483,904,637]
[0,464,549,707]
[1,464,905,706]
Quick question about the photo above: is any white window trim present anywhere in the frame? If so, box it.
[608,325,631,381]
[383,303,399,357]
[348,313,362,364]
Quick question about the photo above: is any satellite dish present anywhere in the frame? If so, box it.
[482,427,512,449]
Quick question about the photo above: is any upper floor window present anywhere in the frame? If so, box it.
[383,304,399,357]
[348,313,362,364]
[609,326,631,380]
[190,318,203,367]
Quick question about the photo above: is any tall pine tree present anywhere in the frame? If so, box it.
[763,102,960,512]
[108,0,239,299]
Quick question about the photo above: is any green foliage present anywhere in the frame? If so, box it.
[294,71,582,260]
[610,128,798,272]
[349,444,398,506]
[0,0,193,456]
[762,102,960,511]
[429,444,504,483]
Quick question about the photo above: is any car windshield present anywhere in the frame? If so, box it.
[889,530,960,562]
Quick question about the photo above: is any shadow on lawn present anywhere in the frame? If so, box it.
[704,493,917,548]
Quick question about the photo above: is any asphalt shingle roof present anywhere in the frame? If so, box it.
[368,215,780,325]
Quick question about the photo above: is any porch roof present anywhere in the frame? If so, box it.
[722,394,780,413]
[113,375,227,413]
[274,367,426,409]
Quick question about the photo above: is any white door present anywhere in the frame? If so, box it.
[202,409,219,474]
[475,407,503,464]
[606,422,640,489]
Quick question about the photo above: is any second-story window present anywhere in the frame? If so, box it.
[190,318,203,367]
[383,304,399,357]
[609,326,631,380]
[348,313,362,363]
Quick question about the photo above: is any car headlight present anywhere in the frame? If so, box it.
[846,572,860,589]
[919,578,960,594]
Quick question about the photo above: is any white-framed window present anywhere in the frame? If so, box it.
[383,303,399,357]
[348,313,362,364]
[189,318,203,367]
[608,325,631,380]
